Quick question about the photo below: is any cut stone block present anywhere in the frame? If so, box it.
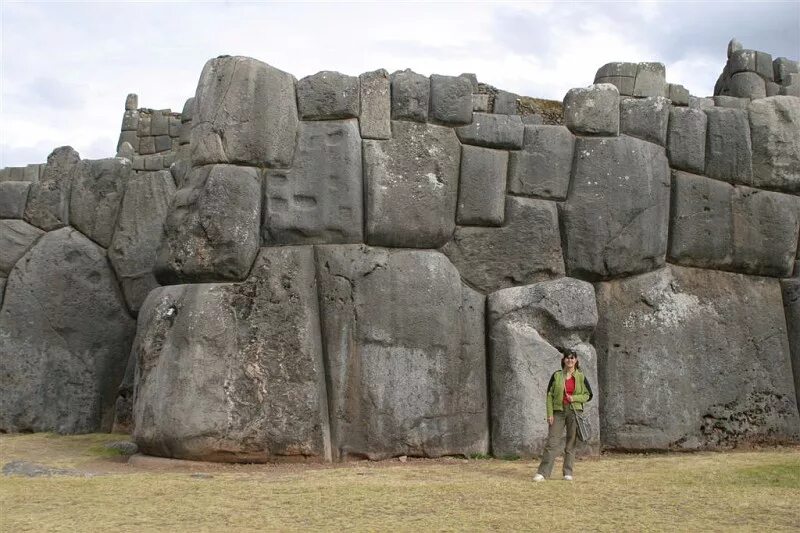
[633,62,666,97]
[442,196,565,293]
[24,146,80,231]
[619,96,670,146]
[0,220,45,275]
[704,107,752,185]
[315,245,488,460]
[748,96,800,193]
[766,81,781,97]
[773,57,799,84]
[125,93,138,111]
[782,278,800,414]
[667,107,707,174]
[728,72,766,99]
[139,137,156,155]
[595,62,638,79]
[688,96,715,110]
[364,121,460,248]
[154,135,172,153]
[508,125,575,200]
[730,49,757,74]
[472,94,490,112]
[297,71,360,120]
[359,69,391,139]
[456,145,507,226]
[560,135,670,280]
[755,51,774,81]
[493,90,520,114]
[150,112,169,136]
[144,155,163,171]
[595,76,634,96]
[0,181,31,219]
[117,131,137,153]
[455,113,524,149]
[121,110,139,131]
[137,114,151,136]
[69,158,132,248]
[667,83,689,106]
[713,95,749,109]
[391,69,429,122]
[263,120,363,245]
[727,38,742,58]
[563,84,620,136]
[429,74,472,125]
[191,56,298,168]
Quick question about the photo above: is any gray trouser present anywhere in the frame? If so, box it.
[536,408,578,478]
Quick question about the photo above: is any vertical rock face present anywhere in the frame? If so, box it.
[155,164,261,283]
[108,170,176,314]
[133,246,330,462]
[0,228,135,434]
[561,135,670,280]
[190,56,298,168]
[263,120,363,245]
[488,278,599,458]
[24,146,80,231]
[748,96,800,193]
[69,158,132,248]
[315,245,488,460]
[364,121,460,248]
[596,265,799,450]
[782,278,800,414]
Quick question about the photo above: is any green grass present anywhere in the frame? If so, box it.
[1,434,799,532]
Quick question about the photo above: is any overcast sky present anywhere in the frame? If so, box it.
[1,1,798,168]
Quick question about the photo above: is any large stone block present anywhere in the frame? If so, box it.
[155,164,261,283]
[456,145,507,226]
[493,90,520,114]
[619,96,669,146]
[561,135,670,280]
[24,146,80,231]
[455,113,524,149]
[0,220,45,275]
[596,265,800,449]
[728,72,766,99]
[0,181,31,219]
[705,107,752,185]
[108,170,176,315]
[297,71,360,120]
[489,278,599,458]
[507,125,575,200]
[748,96,800,193]
[595,62,638,79]
[359,69,391,139]
[0,228,135,433]
[563,84,620,136]
[773,57,799,84]
[391,69,429,122]
[364,121,460,248]
[782,279,800,414]
[263,120,363,244]
[633,62,666,97]
[190,56,298,168]
[315,245,488,460]
[134,246,330,462]
[429,74,472,125]
[667,83,689,106]
[69,158,132,248]
[442,196,565,293]
[667,107,707,174]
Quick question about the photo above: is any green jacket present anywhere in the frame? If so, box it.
[546,369,593,417]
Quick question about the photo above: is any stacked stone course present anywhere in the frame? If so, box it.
[1,39,798,460]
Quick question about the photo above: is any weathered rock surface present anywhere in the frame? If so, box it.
[457,145,507,226]
[69,158,132,248]
[596,265,800,449]
[561,135,670,280]
[429,74,472,125]
[728,72,766,99]
[0,227,134,433]
[359,69,391,139]
[108,170,176,314]
[782,278,800,414]
[508,125,575,200]
[455,113,524,150]
[633,62,666,97]
[263,120,363,245]
[442,196,565,293]
[748,96,800,193]
[155,164,261,284]
[364,121,460,248]
[0,220,44,275]
[190,56,298,167]
[564,84,620,136]
[315,245,488,460]
[391,69,429,122]
[667,107,707,174]
[24,146,80,231]
[489,278,599,458]
[619,96,669,146]
[297,71,360,120]
[134,246,331,462]
[0,181,31,219]
[705,107,752,185]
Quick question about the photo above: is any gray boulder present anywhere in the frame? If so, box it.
[190,56,298,168]
[560,135,670,280]
[748,96,800,193]
[315,245,488,460]
[363,121,460,248]
[0,227,134,434]
[508,125,575,200]
[359,69,391,139]
[297,71,360,120]
[455,113,524,149]
[488,278,599,458]
[442,196,565,293]
[0,220,45,275]
[69,158,132,248]
[134,246,331,462]
[155,164,261,283]
[728,72,766,99]
[705,107,752,185]
[667,107,707,174]
[263,120,363,245]
[596,265,800,450]
[24,146,80,231]
[563,84,620,136]
[633,62,666,97]
[0,181,31,219]
[108,170,176,314]
[619,96,670,146]
[457,145,507,226]
[391,69,429,122]
[429,74,472,125]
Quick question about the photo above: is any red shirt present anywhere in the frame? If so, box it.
[563,375,575,405]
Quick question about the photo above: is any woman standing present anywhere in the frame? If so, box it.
[533,350,593,481]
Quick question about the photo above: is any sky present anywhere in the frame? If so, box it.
[1,1,798,168]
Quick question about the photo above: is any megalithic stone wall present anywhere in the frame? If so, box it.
[1,40,798,459]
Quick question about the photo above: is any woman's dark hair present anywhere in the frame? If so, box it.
[560,349,581,370]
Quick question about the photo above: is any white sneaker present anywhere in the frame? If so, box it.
[533,474,545,482]
[563,475,573,481]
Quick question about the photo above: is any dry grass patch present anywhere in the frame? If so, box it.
[1,434,798,532]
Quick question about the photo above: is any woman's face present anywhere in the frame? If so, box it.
[563,354,577,370]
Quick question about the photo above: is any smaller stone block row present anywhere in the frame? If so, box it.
[594,62,668,98]
[715,42,799,99]
[130,152,178,172]
[118,104,182,156]
[0,164,43,183]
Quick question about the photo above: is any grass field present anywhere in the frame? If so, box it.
[1,433,798,532]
